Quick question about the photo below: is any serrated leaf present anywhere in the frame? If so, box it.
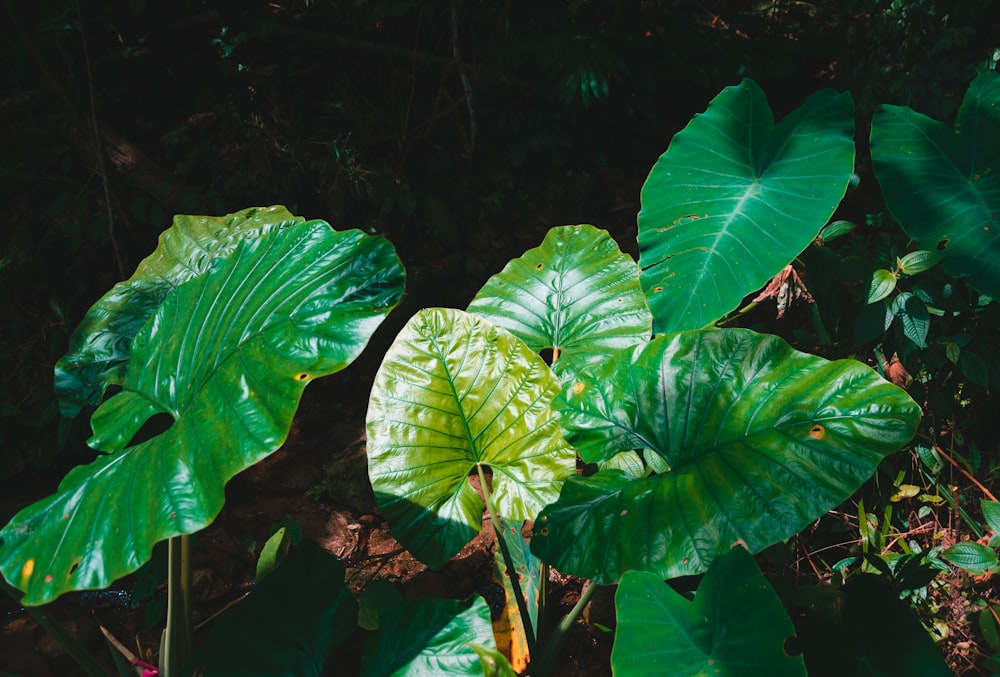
[943,541,998,573]
[1,223,405,605]
[871,72,1000,300]
[467,224,651,382]
[867,269,897,304]
[613,548,805,677]
[892,292,930,348]
[54,206,309,417]
[366,308,576,569]
[638,79,855,333]
[532,328,921,583]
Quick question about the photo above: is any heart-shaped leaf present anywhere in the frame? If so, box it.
[467,224,651,380]
[531,328,920,583]
[359,596,499,677]
[1,222,405,604]
[54,206,309,417]
[184,540,357,677]
[639,79,855,333]
[612,547,806,676]
[366,308,576,569]
[871,72,1000,299]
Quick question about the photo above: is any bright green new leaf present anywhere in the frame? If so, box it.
[943,541,998,574]
[359,596,498,677]
[612,547,806,676]
[867,269,897,304]
[532,328,920,583]
[256,527,292,582]
[1,222,405,605]
[183,540,357,677]
[638,79,855,333]
[467,224,651,381]
[367,308,576,569]
[54,206,309,417]
[898,250,943,276]
[871,72,1000,299]
[818,219,856,244]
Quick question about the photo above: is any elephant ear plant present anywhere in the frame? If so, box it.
[0,206,406,675]
[367,79,922,676]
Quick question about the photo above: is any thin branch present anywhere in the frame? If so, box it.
[935,443,998,502]
[74,0,125,278]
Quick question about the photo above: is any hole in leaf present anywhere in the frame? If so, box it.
[295,372,310,381]
[539,527,549,536]
[128,412,175,447]
[653,286,664,293]
[69,560,80,575]
[783,635,802,657]
[809,424,825,440]
[534,262,544,271]
[539,348,554,365]
[936,238,949,251]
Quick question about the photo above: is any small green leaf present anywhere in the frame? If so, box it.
[943,541,998,573]
[898,250,943,275]
[612,547,806,676]
[915,445,944,474]
[980,607,1000,652]
[818,219,856,243]
[892,292,930,348]
[983,500,1000,535]
[867,269,897,304]
[255,527,291,582]
[960,350,990,387]
[946,342,961,364]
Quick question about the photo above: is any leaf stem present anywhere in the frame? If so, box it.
[476,463,537,657]
[160,534,193,676]
[532,579,599,677]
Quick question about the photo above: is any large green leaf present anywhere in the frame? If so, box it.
[531,328,920,583]
[466,224,651,380]
[612,547,806,676]
[183,540,357,677]
[638,79,855,333]
[359,596,499,677]
[0,222,405,605]
[54,206,309,417]
[366,308,576,569]
[871,71,1000,299]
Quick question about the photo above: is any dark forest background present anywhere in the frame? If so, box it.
[1,0,996,518]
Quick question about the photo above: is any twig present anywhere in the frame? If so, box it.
[934,443,998,502]
[74,0,125,279]
[451,0,476,156]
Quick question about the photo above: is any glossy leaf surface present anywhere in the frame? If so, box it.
[467,224,651,381]
[367,308,575,568]
[612,547,806,676]
[532,329,920,583]
[1,222,405,604]
[54,206,308,417]
[359,596,498,677]
[184,541,357,677]
[871,72,1000,299]
[638,79,855,333]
